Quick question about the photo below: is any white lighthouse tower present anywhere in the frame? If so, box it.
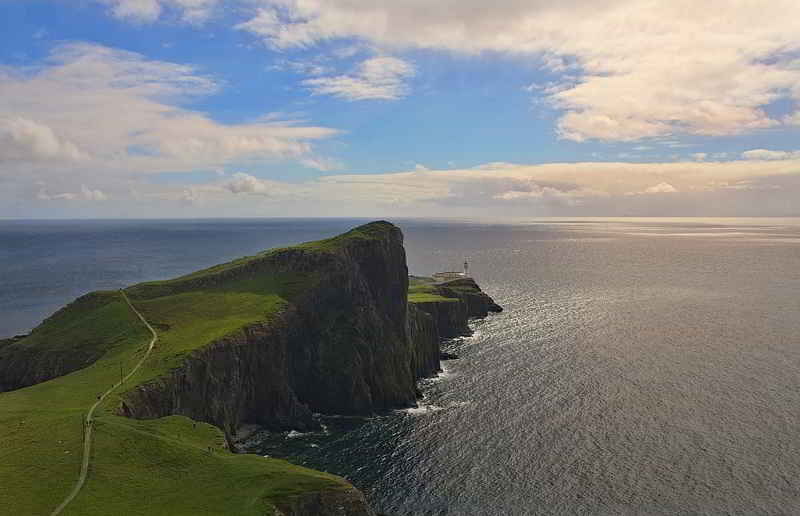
[463,258,469,278]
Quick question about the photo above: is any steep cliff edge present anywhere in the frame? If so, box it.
[408,276,502,340]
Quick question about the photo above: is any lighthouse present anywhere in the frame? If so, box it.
[463,258,469,277]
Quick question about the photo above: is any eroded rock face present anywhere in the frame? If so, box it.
[120,222,419,435]
[273,487,376,516]
[435,277,504,318]
[410,277,503,340]
[406,303,440,380]
[119,309,318,435]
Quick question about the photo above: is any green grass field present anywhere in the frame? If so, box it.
[407,277,459,304]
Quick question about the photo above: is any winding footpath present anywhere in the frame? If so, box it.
[50,291,157,516]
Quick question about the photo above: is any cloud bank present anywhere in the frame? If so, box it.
[238,0,800,141]
[0,43,336,198]
[164,157,800,217]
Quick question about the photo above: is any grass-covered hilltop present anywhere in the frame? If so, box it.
[0,221,501,516]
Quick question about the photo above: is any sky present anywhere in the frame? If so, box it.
[2,0,800,218]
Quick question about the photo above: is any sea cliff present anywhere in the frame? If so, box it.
[117,222,502,439]
[0,221,501,516]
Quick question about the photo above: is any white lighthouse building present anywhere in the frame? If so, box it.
[432,258,471,283]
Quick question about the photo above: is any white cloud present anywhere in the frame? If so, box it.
[103,0,162,22]
[492,184,581,204]
[171,0,218,23]
[271,58,332,77]
[0,117,87,162]
[238,0,800,141]
[21,155,800,215]
[300,156,342,171]
[691,153,707,161]
[302,56,415,101]
[100,0,218,23]
[221,172,302,197]
[741,149,800,161]
[36,184,108,201]
[643,182,678,194]
[222,172,270,194]
[0,43,336,183]
[80,185,109,201]
[299,158,800,208]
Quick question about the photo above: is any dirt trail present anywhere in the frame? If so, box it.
[50,291,157,516]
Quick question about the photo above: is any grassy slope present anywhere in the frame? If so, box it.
[407,277,459,304]
[0,228,387,515]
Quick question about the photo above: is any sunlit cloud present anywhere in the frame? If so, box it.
[0,42,337,198]
[741,149,800,161]
[98,0,219,24]
[239,0,800,141]
[201,158,800,216]
[302,57,415,101]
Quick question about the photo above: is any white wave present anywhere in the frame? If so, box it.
[401,404,445,415]
[286,430,311,439]
[400,399,471,415]
[431,363,454,381]
[449,400,471,407]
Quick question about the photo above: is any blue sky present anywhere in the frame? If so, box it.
[2,0,800,217]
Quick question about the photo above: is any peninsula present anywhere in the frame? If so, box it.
[0,221,501,515]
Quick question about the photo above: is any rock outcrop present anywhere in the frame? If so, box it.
[409,277,503,339]
[273,487,376,516]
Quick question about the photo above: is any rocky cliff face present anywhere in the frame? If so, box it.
[118,224,501,442]
[120,222,420,436]
[273,487,376,516]
[406,303,440,381]
[410,277,503,339]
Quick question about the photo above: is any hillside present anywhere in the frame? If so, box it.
[0,221,500,515]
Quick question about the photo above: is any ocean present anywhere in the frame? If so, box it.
[2,218,800,514]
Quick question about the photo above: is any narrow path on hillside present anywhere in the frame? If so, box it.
[50,290,157,516]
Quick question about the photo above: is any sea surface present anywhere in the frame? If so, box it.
[2,218,800,514]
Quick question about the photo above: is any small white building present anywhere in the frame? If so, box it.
[432,259,470,282]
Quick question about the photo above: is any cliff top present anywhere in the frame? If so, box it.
[126,220,400,300]
[408,276,460,303]
[408,275,489,304]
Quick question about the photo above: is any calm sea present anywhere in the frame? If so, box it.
[2,218,800,514]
